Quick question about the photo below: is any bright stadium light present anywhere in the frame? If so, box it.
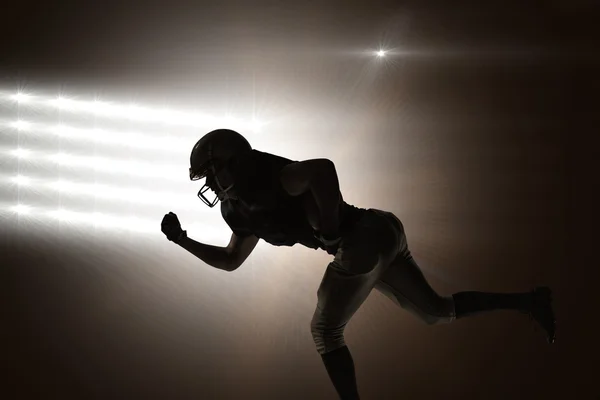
[376,50,387,57]
[11,120,31,130]
[11,175,31,185]
[47,152,182,179]
[43,208,212,234]
[2,91,265,130]
[5,148,182,181]
[49,124,190,152]
[127,104,152,120]
[11,204,32,214]
[3,202,225,239]
[11,93,32,103]
[52,96,72,109]
[11,148,32,158]
[45,208,153,232]
[8,175,193,207]
[48,179,195,208]
[91,100,112,114]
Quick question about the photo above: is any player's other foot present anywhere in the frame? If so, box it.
[529,286,556,344]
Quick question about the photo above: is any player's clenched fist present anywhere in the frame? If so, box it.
[161,211,187,243]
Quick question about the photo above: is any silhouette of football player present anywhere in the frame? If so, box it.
[161,129,555,400]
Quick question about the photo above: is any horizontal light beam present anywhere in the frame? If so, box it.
[11,204,32,214]
[49,152,182,179]
[2,120,192,153]
[11,93,33,103]
[5,148,184,180]
[4,204,227,240]
[2,91,265,132]
[7,175,198,209]
[11,175,31,185]
[11,120,32,130]
[10,148,33,158]
[7,204,164,233]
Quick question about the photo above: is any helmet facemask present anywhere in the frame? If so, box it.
[189,143,236,207]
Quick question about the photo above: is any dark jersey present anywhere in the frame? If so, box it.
[220,150,365,251]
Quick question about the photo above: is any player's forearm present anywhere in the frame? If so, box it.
[178,236,234,271]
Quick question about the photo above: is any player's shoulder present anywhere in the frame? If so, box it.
[243,149,296,173]
[249,149,294,163]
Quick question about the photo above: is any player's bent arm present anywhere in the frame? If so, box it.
[178,236,232,271]
[178,233,258,272]
[225,232,260,271]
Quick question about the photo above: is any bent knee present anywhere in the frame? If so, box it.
[390,292,456,325]
[421,313,454,325]
[310,318,347,355]
[419,296,456,325]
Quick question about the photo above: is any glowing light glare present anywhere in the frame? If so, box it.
[11,148,32,158]
[9,174,195,209]
[376,50,387,57]
[249,119,264,133]
[48,152,181,179]
[47,208,72,220]
[46,209,155,232]
[4,203,222,238]
[48,179,194,208]
[158,108,182,122]
[52,96,111,114]
[49,124,189,152]
[127,104,152,120]
[11,175,31,185]
[11,204,32,214]
[50,179,81,192]
[11,120,31,130]
[52,96,74,109]
[5,148,182,181]
[11,93,32,102]
[45,208,205,234]
[4,92,264,130]
[91,100,112,114]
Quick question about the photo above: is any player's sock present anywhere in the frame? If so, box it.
[320,345,360,400]
[452,291,533,318]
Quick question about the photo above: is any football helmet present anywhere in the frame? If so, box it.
[189,129,251,207]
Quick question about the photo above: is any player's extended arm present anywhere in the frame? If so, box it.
[161,212,259,272]
[179,233,259,272]
[279,159,342,237]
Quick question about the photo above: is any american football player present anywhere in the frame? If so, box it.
[161,129,556,400]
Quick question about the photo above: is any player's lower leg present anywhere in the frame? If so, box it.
[452,290,532,316]
[452,286,556,343]
[320,345,360,400]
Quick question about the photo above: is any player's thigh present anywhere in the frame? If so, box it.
[314,262,379,326]
[313,210,398,326]
[334,209,399,275]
